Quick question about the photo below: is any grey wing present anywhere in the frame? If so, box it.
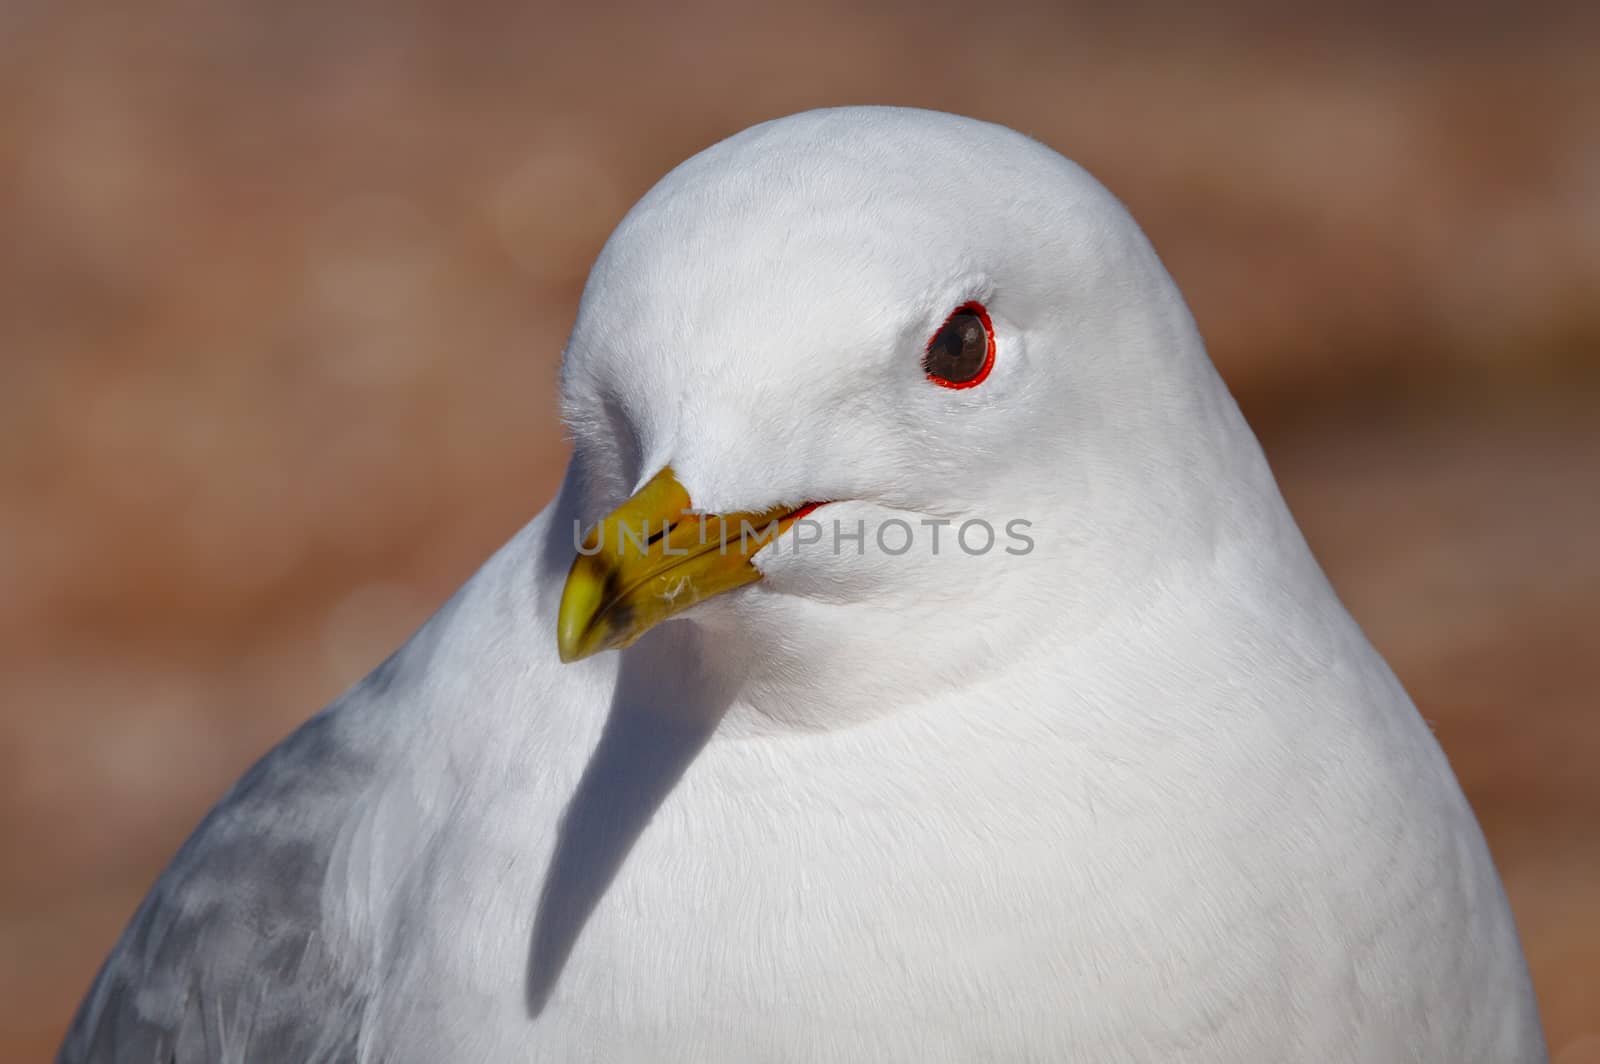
[58,708,378,1064]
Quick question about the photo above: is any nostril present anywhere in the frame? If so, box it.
[644,519,677,548]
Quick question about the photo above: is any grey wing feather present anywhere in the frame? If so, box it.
[58,708,379,1064]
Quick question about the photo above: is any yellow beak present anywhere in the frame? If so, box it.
[556,467,818,662]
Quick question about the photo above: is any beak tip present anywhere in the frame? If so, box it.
[556,604,599,664]
[556,631,594,664]
[557,545,617,665]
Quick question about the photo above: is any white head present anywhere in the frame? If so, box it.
[555,107,1284,726]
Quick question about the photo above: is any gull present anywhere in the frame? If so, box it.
[59,106,1546,1062]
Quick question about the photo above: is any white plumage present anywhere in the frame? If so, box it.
[61,106,1545,1062]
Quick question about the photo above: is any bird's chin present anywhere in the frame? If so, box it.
[639,500,1042,728]
[751,500,979,603]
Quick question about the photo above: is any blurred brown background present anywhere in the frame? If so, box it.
[2,1,1597,1058]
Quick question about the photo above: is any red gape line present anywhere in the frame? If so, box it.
[788,501,824,522]
[925,300,996,390]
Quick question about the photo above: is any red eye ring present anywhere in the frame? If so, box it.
[923,301,996,390]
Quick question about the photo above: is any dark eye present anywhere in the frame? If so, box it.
[923,302,995,389]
